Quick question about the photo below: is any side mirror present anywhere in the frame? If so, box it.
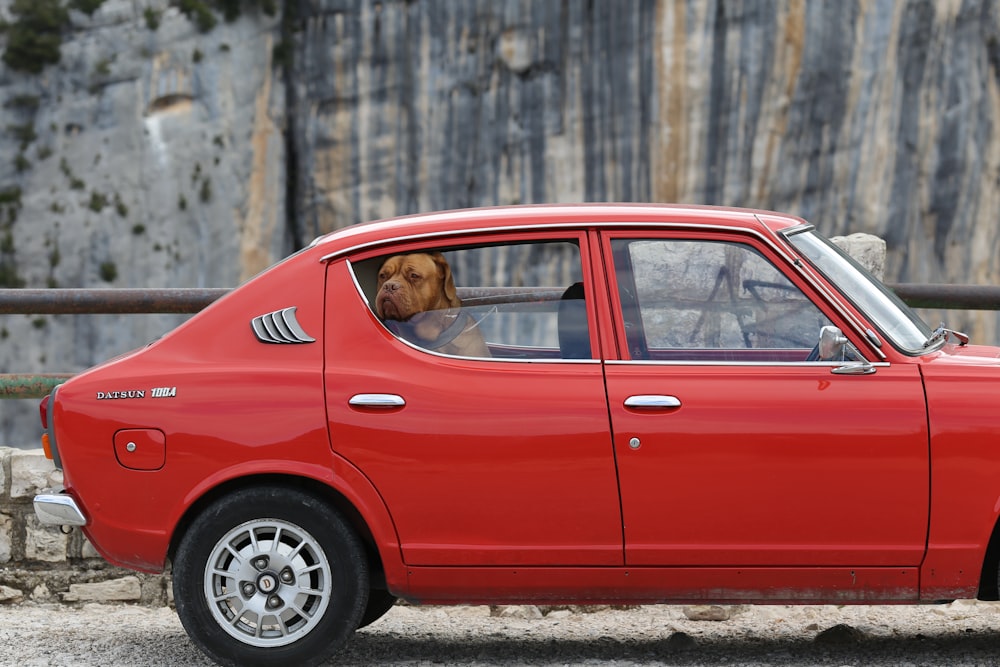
[818,325,849,360]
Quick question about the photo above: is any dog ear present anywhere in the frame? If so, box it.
[431,252,459,305]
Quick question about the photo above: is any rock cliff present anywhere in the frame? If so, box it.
[0,0,998,443]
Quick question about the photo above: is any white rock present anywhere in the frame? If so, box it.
[0,585,23,603]
[10,449,60,499]
[62,576,142,602]
[24,518,69,562]
[831,233,887,280]
[683,604,734,621]
[0,512,12,563]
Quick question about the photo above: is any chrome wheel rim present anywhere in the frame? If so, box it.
[204,518,332,647]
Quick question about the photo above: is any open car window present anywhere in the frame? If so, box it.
[350,240,593,360]
[610,237,865,363]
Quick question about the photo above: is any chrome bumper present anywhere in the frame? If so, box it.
[34,493,87,526]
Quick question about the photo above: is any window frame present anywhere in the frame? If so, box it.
[599,230,872,364]
[345,230,601,363]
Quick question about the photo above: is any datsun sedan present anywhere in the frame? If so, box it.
[33,204,1000,666]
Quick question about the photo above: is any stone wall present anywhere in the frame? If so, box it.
[0,447,169,606]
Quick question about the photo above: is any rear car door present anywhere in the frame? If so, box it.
[601,231,930,569]
[323,233,623,566]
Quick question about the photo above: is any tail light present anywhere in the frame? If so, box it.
[39,395,53,459]
[40,394,50,429]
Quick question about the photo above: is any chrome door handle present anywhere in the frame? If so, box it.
[831,362,876,375]
[349,393,406,408]
[624,395,681,409]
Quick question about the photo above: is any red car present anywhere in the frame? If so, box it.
[33,204,1000,666]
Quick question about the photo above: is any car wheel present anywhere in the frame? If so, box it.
[358,588,397,628]
[172,486,368,667]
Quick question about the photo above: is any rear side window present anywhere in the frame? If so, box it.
[351,240,592,360]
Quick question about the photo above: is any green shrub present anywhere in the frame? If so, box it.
[88,191,108,212]
[2,0,70,73]
[144,7,161,30]
[0,187,22,207]
[99,261,117,282]
[4,95,40,111]
[69,0,105,16]
[0,265,25,288]
[177,0,217,32]
[7,123,36,149]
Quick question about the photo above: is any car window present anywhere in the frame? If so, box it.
[610,238,861,363]
[351,240,592,360]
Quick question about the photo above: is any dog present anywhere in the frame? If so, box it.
[374,252,491,357]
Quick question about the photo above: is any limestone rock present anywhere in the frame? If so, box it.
[0,585,24,603]
[62,575,142,602]
[0,512,11,563]
[683,604,734,621]
[9,450,60,498]
[490,605,544,619]
[24,518,69,562]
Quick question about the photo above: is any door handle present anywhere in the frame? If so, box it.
[831,361,876,375]
[624,395,681,409]
[349,393,406,408]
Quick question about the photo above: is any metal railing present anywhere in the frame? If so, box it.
[1,284,998,399]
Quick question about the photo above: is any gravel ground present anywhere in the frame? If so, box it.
[1,601,1000,666]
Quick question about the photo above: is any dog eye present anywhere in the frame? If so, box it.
[409,272,421,281]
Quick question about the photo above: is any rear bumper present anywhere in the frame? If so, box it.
[34,492,87,526]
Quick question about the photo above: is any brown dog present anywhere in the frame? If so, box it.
[375,252,490,357]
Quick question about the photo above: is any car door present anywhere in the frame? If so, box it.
[323,234,623,567]
[601,231,929,568]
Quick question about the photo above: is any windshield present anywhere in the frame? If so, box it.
[783,228,934,354]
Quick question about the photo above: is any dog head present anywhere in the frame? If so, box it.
[375,252,460,322]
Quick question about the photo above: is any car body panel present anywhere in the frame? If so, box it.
[325,258,624,566]
[919,351,1000,600]
[606,362,929,571]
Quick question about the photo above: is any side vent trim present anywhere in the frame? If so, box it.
[251,307,316,344]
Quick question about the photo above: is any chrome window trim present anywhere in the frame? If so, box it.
[320,220,774,263]
[606,359,891,368]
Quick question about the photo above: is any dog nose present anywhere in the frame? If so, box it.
[382,280,400,292]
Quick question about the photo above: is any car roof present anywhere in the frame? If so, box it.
[313,203,808,261]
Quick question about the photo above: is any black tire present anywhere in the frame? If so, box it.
[358,588,397,628]
[172,486,369,667]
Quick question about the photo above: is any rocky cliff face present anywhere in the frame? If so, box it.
[0,0,998,443]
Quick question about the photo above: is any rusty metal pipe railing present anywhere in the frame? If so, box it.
[0,284,998,400]
[0,288,230,314]
[887,284,1000,311]
[0,374,74,399]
